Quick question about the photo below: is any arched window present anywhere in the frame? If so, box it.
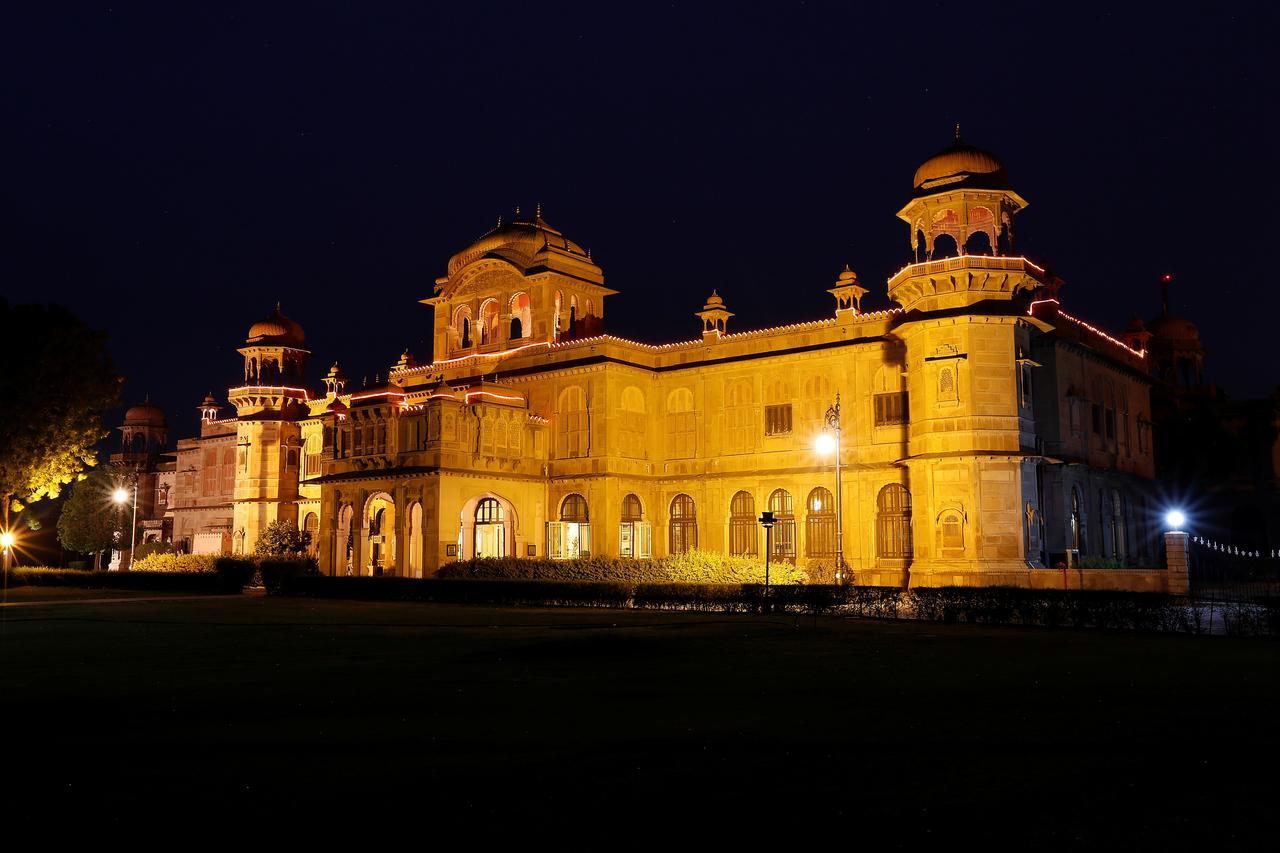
[729,490,757,556]
[619,493,651,559]
[454,306,473,349]
[560,493,589,523]
[940,511,964,550]
[876,484,913,560]
[556,386,589,458]
[303,512,319,554]
[480,298,500,345]
[476,497,504,523]
[767,489,795,561]
[509,292,531,340]
[407,502,422,577]
[553,290,563,338]
[669,494,697,555]
[1110,489,1126,562]
[620,386,647,458]
[665,388,696,459]
[805,487,836,558]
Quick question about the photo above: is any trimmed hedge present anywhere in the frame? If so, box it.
[272,576,1280,636]
[258,557,319,594]
[3,567,243,594]
[437,550,810,585]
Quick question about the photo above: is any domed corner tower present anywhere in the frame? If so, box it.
[887,130,1042,314]
[117,396,168,463]
[421,207,617,361]
[889,132,1051,588]
[228,305,312,554]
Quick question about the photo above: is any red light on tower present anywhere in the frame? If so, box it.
[1161,273,1173,283]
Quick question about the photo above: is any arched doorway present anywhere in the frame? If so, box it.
[548,493,590,559]
[408,502,423,577]
[767,488,795,562]
[619,493,650,559]
[336,504,353,575]
[474,497,507,559]
[364,493,396,576]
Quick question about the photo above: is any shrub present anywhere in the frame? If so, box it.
[132,541,177,561]
[213,557,257,594]
[253,519,311,557]
[132,553,218,573]
[259,557,318,595]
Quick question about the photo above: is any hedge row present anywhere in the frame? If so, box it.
[437,551,811,585]
[3,556,318,595]
[4,566,241,594]
[275,576,1280,636]
[130,553,219,573]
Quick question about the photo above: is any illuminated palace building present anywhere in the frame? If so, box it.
[170,137,1162,586]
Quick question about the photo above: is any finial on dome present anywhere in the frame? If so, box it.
[955,122,961,141]
[497,214,502,227]
[514,205,521,216]
[536,201,542,218]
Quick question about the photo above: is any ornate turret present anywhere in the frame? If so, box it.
[117,396,168,460]
[888,131,1042,314]
[323,363,347,399]
[696,290,734,341]
[829,266,869,318]
[198,392,221,423]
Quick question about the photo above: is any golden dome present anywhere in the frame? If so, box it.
[913,138,1008,191]
[124,398,166,427]
[447,211,590,277]
[246,305,305,347]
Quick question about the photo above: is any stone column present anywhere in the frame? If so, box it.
[393,485,409,577]
[1165,531,1189,595]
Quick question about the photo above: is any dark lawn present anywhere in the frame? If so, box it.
[1,595,1276,844]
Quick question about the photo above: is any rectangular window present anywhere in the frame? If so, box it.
[874,393,908,427]
[1104,409,1116,440]
[1091,404,1102,435]
[619,521,653,559]
[764,404,792,436]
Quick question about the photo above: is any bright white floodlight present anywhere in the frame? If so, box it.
[814,433,836,455]
[1165,510,1187,530]
[113,487,130,504]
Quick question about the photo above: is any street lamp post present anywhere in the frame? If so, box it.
[821,393,846,584]
[1,530,14,572]
[758,510,776,611]
[113,479,138,571]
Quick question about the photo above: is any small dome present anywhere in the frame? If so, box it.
[703,290,725,309]
[836,265,859,284]
[124,398,166,427]
[913,137,1008,191]
[447,211,590,277]
[1148,313,1200,342]
[247,305,305,347]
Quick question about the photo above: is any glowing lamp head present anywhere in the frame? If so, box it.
[1165,510,1187,530]
[113,487,130,505]
[814,433,837,455]
[1,531,14,549]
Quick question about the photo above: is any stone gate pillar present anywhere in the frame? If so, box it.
[1165,531,1190,595]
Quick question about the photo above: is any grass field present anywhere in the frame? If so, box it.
[1,590,1277,843]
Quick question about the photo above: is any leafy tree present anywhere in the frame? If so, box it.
[0,302,120,534]
[56,466,125,569]
[253,519,311,557]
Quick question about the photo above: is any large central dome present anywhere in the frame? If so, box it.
[913,137,1009,193]
[447,211,590,277]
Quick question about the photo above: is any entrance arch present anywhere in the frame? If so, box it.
[363,492,396,576]
[336,504,354,576]
[458,493,519,559]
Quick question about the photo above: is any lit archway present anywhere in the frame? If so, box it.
[458,493,518,560]
[363,492,396,576]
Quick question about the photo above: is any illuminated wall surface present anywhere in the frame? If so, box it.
[171,139,1162,587]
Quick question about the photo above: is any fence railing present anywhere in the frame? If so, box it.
[1188,536,1280,602]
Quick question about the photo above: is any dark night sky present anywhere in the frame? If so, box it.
[3,1,1278,442]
